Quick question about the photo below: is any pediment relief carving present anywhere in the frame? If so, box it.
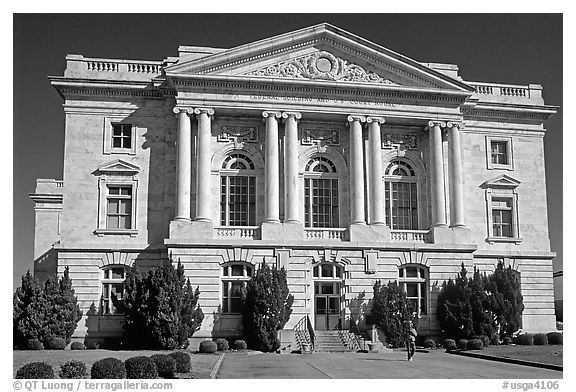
[245,51,398,85]
[481,174,521,189]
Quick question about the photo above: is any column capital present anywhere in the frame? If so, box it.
[172,106,193,115]
[347,115,366,123]
[262,110,282,119]
[281,111,302,120]
[427,120,447,129]
[366,116,385,125]
[193,107,215,116]
[446,121,464,130]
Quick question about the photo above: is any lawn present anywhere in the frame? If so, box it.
[13,349,221,379]
[476,345,563,366]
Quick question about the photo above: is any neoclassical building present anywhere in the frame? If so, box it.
[31,23,558,348]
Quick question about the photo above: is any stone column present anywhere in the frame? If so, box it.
[348,115,367,225]
[366,116,385,225]
[262,111,282,223]
[447,122,465,227]
[282,111,302,223]
[428,121,447,227]
[172,107,193,221]
[194,107,214,222]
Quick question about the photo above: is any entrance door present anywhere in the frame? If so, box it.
[314,281,341,330]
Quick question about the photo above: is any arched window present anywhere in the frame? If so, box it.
[385,159,418,230]
[304,156,339,228]
[398,264,428,315]
[101,265,129,315]
[220,153,256,226]
[221,262,253,314]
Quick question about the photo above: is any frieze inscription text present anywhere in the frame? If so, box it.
[248,94,397,108]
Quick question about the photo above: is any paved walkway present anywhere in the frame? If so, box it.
[217,350,562,379]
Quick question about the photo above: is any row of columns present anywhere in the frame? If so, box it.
[172,106,465,229]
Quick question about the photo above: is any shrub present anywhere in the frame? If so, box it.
[59,360,88,379]
[242,263,294,352]
[216,338,229,351]
[490,334,500,346]
[46,337,67,350]
[443,339,456,350]
[150,354,176,379]
[423,338,436,349]
[71,342,85,350]
[503,337,513,345]
[234,339,247,350]
[467,339,484,350]
[91,358,126,379]
[168,352,191,373]
[26,339,44,350]
[125,356,158,379]
[15,362,54,379]
[114,260,204,349]
[479,335,490,347]
[547,332,563,345]
[199,340,217,353]
[533,333,548,345]
[516,333,534,346]
[85,341,100,349]
[457,339,468,350]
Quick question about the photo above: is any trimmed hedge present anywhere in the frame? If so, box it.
[423,338,436,349]
[125,356,158,379]
[467,339,484,350]
[59,360,88,379]
[199,340,218,353]
[26,339,44,350]
[71,342,85,350]
[216,338,229,351]
[16,362,54,379]
[443,339,456,350]
[533,333,548,345]
[168,352,191,373]
[457,339,468,350]
[91,358,126,379]
[547,332,563,345]
[46,337,67,350]
[503,337,513,345]
[516,333,534,346]
[234,339,247,350]
[150,354,176,379]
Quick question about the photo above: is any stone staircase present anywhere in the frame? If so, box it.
[313,330,355,353]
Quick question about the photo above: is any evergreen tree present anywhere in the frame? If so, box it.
[242,262,294,352]
[43,267,83,343]
[488,261,524,338]
[370,280,412,348]
[13,271,47,348]
[436,263,474,339]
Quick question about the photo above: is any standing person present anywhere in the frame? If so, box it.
[406,321,417,361]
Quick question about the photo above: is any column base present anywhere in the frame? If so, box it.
[169,219,213,240]
[261,221,304,240]
[349,223,390,242]
[430,226,472,244]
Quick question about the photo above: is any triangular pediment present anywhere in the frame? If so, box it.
[165,23,473,91]
[482,175,521,189]
[96,159,140,174]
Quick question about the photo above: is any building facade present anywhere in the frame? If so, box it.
[31,24,558,348]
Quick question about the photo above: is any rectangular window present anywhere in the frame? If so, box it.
[492,198,513,237]
[386,181,418,230]
[220,176,256,226]
[112,124,132,150]
[305,178,339,228]
[106,186,132,229]
[486,136,514,170]
[491,141,509,165]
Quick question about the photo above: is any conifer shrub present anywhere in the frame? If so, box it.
[91,358,126,379]
[125,356,158,379]
[26,339,44,350]
[199,340,217,353]
[423,338,436,349]
[547,332,563,345]
[467,339,484,350]
[533,333,548,345]
[15,362,54,379]
[59,360,88,379]
[516,333,534,346]
[168,352,191,373]
[503,337,513,345]
[478,335,490,347]
[457,339,468,350]
[70,342,85,350]
[46,337,67,350]
[370,280,413,348]
[234,339,247,350]
[443,339,457,351]
[149,354,176,379]
[490,334,500,346]
[215,338,229,351]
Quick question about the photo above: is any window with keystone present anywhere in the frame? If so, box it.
[220,153,257,226]
[221,263,253,314]
[385,159,418,230]
[101,265,129,315]
[398,264,428,315]
[304,156,339,228]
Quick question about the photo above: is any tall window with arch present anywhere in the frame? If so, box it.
[304,156,339,228]
[220,152,257,226]
[384,159,419,230]
[398,264,428,316]
[101,265,129,315]
[221,262,254,314]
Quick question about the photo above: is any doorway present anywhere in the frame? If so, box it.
[313,263,343,330]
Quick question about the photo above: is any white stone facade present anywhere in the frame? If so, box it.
[30,24,557,348]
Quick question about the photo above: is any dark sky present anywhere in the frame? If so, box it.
[13,14,562,289]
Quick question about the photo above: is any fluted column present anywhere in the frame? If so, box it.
[447,122,465,227]
[428,121,447,227]
[366,116,385,225]
[194,107,214,222]
[282,111,302,223]
[262,111,282,223]
[348,115,367,225]
[173,107,193,221]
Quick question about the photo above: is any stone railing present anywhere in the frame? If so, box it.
[390,230,429,243]
[468,81,534,98]
[65,55,164,80]
[304,228,347,241]
[214,226,259,240]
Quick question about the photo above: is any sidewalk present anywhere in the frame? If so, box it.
[216,350,562,379]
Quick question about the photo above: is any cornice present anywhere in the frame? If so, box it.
[29,193,63,204]
[462,102,558,124]
[49,77,167,100]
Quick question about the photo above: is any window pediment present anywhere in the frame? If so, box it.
[482,174,521,189]
[96,159,140,175]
